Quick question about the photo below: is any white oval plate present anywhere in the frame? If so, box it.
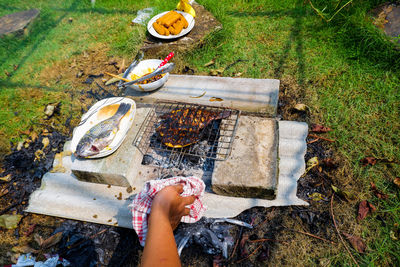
[126,59,170,92]
[147,10,195,39]
[71,97,136,159]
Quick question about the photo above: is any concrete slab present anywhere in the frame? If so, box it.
[0,9,39,36]
[26,120,308,225]
[70,108,150,187]
[212,117,278,199]
[126,75,279,116]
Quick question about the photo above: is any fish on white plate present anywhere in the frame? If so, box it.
[75,103,131,158]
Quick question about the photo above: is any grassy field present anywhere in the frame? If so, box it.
[0,0,399,265]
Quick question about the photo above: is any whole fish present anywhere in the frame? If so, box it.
[75,103,131,158]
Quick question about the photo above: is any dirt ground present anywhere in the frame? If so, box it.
[0,48,372,266]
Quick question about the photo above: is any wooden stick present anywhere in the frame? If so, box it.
[307,138,319,144]
[248,238,289,245]
[330,194,359,267]
[285,228,336,244]
[235,244,263,264]
[228,227,243,261]
[104,72,130,82]
[308,133,335,142]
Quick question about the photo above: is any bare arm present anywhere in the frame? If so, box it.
[141,185,196,267]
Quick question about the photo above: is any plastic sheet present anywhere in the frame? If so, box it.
[175,217,251,258]
[132,8,154,25]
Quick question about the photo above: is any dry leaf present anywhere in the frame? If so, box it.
[360,157,377,166]
[293,103,309,112]
[0,214,23,229]
[42,137,50,150]
[189,91,206,98]
[304,157,319,174]
[203,60,215,67]
[311,124,332,133]
[342,233,366,253]
[30,132,38,142]
[370,182,388,199]
[394,177,400,187]
[0,173,12,182]
[357,200,376,221]
[331,185,356,201]
[41,232,63,249]
[320,158,338,169]
[308,192,328,202]
[12,245,38,254]
[0,188,9,197]
[209,97,223,102]
[34,233,44,247]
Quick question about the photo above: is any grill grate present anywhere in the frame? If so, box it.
[134,101,240,170]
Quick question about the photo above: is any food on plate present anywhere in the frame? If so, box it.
[153,11,188,36]
[75,103,131,157]
[156,107,231,148]
[130,67,165,84]
[153,21,170,36]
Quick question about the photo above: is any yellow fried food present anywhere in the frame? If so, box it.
[153,22,170,36]
[170,19,184,35]
[154,11,189,36]
[178,14,188,29]
[157,11,174,25]
[162,11,181,28]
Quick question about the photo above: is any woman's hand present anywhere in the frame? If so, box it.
[142,185,196,267]
[151,184,196,230]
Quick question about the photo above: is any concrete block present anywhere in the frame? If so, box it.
[70,108,150,187]
[126,75,279,116]
[212,116,278,199]
[0,9,39,36]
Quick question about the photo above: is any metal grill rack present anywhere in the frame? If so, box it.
[134,101,240,170]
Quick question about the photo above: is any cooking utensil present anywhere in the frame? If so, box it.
[119,52,174,88]
[123,51,144,79]
[104,72,130,82]
[156,52,175,70]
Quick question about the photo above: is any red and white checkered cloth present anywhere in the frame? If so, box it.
[130,176,206,246]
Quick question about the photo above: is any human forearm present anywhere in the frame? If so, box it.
[141,204,181,267]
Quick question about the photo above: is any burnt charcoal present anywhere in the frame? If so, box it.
[1,131,66,213]
[83,78,94,84]
[256,246,270,262]
[141,154,154,165]
[88,74,104,78]
[182,66,195,74]
[291,209,331,235]
[58,230,98,267]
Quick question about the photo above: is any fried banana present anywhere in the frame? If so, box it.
[179,14,188,28]
[170,18,184,35]
[153,22,170,36]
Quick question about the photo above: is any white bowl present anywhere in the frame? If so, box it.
[126,59,170,92]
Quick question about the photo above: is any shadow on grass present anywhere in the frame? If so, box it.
[0,0,80,79]
[0,80,64,92]
[227,3,306,89]
[0,0,140,80]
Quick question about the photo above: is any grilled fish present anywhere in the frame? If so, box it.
[75,103,131,158]
[157,107,231,148]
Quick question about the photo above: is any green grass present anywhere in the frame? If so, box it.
[0,0,399,265]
